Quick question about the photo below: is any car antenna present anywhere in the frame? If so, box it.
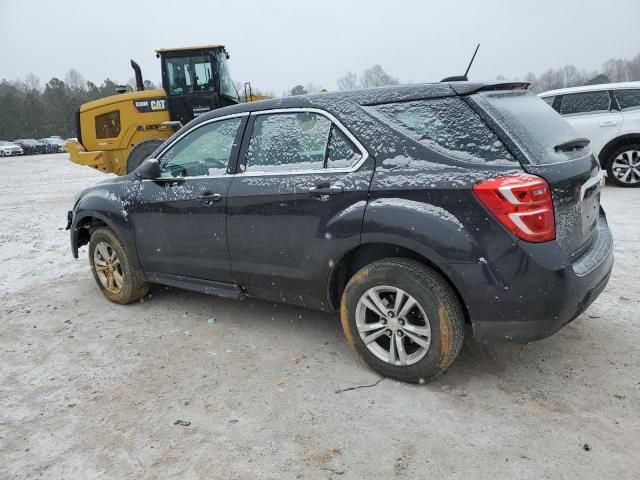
[441,43,480,82]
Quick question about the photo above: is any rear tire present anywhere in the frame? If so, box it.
[605,143,640,187]
[88,227,148,304]
[340,258,464,383]
[126,138,164,174]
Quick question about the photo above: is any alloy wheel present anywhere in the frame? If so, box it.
[611,150,640,185]
[355,286,431,366]
[93,241,124,294]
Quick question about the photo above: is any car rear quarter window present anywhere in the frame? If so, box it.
[369,98,515,165]
[541,95,555,106]
[559,91,611,115]
[615,89,640,110]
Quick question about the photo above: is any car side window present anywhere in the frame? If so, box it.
[326,125,362,169]
[370,98,515,164]
[244,112,331,173]
[615,89,640,110]
[559,91,611,115]
[541,96,555,107]
[160,117,241,178]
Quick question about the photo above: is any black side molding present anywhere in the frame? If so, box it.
[145,272,245,300]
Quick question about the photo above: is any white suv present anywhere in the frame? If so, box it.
[539,82,640,187]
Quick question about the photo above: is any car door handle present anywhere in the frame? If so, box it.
[197,192,222,205]
[599,120,618,127]
[308,185,344,196]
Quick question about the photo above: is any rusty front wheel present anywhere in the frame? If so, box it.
[89,227,148,304]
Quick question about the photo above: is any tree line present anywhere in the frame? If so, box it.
[2,52,640,141]
[0,70,156,140]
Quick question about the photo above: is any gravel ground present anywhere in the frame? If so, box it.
[1,154,639,479]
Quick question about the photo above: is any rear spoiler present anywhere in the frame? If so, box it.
[449,82,531,95]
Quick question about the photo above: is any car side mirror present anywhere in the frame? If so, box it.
[135,158,161,179]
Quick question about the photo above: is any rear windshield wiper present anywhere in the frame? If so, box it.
[554,138,590,153]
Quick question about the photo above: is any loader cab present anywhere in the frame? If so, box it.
[157,45,240,125]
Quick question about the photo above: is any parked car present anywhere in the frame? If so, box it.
[40,137,68,153]
[14,139,47,155]
[539,82,640,187]
[68,82,613,382]
[0,141,24,156]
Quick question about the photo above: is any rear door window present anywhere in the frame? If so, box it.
[369,98,515,165]
[614,89,640,110]
[559,91,611,115]
[243,111,363,173]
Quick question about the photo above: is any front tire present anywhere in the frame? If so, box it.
[88,227,148,304]
[340,258,464,383]
[605,144,640,187]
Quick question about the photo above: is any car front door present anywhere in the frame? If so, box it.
[132,114,246,283]
[226,109,374,310]
[558,90,622,156]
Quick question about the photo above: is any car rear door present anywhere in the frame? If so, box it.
[226,108,374,310]
[131,114,246,283]
[557,90,622,156]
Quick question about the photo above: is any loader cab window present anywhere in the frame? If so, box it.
[215,51,239,101]
[95,111,121,139]
[165,55,214,94]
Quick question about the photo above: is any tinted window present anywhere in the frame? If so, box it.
[370,98,515,164]
[326,125,362,169]
[160,117,241,178]
[95,111,121,139]
[559,91,611,115]
[245,112,331,172]
[615,89,640,110]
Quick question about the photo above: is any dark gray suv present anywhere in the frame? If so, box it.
[68,82,613,382]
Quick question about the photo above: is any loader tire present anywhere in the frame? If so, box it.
[126,138,164,174]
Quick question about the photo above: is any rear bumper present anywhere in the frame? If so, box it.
[446,213,614,343]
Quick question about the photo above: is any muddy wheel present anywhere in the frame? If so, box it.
[126,138,164,174]
[340,258,464,383]
[88,227,148,304]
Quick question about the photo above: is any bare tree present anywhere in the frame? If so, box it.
[23,73,41,92]
[603,59,631,83]
[65,69,86,91]
[337,71,359,91]
[360,65,399,88]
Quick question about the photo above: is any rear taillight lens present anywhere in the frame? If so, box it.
[473,174,555,243]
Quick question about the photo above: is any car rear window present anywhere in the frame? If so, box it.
[472,90,588,164]
[368,98,516,165]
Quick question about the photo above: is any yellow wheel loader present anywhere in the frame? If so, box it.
[68,45,256,175]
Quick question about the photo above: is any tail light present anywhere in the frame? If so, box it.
[473,174,555,243]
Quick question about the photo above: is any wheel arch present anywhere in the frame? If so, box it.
[598,133,640,167]
[326,242,470,324]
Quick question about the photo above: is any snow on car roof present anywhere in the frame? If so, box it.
[539,81,640,97]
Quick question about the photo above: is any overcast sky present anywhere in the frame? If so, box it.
[1,0,639,93]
